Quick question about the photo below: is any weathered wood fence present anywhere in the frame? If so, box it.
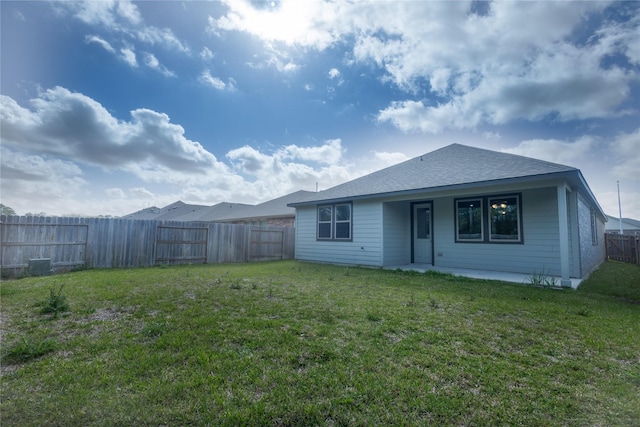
[605,233,639,265]
[0,216,295,276]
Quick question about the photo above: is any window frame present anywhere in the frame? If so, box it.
[454,194,523,244]
[488,195,522,243]
[455,198,484,242]
[317,202,353,241]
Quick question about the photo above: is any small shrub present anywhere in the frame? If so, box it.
[40,283,69,318]
[141,321,168,338]
[528,270,558,288]
[2,337,56,364]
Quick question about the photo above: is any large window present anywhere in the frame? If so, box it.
[317,203,352,240]
[489,196,521,242]
[456,199,483,241]
[455,194,522,244]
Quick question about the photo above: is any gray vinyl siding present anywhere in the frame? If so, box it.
[295,200,383,266]
[432,187,562,276]
[382,201,411,266]
[577,192,605,277]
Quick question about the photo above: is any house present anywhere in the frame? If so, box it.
[121,191,313,226]
[605,215,640,236]
[212,190,314,226]
[122,201,213,220]
[288,144,607,287]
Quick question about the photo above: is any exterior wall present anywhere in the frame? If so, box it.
[432,187,563,276]
[294,200,383,266]
[577,192,606,277]
[382,201,411,266]
[294,185,596,278]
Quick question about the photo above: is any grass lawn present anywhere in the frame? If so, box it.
[1,260,639,426]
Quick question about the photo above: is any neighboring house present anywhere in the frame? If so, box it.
[605,215,640,236]
[122,201,211,220]
[288,144,607,287]
[213,190,314,226]
[121,191,313,226]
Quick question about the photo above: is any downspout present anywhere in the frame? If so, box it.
[557,184,572,287]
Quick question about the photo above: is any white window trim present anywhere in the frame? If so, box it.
[316,203,352,241]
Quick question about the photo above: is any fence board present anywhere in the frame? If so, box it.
[605,233,639,265]
[1,216,295,276]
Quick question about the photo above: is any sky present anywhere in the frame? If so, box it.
[1,0,639,219]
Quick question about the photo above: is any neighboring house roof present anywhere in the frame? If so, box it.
[605,215,640,229]
[214,190,314,222]
[179,202,253,222]
[289,144,605,217]
[121,206,162,220]
[121,190,312,222]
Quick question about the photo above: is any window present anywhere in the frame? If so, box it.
[318,206,333,239]
[455,194,522,244]
[317,203,352,241]
[590,209,598,245]
[416,207,431,239]
[456,199,483,241]
[489,196,521,242]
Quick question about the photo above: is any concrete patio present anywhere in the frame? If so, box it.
[386,264,582,289]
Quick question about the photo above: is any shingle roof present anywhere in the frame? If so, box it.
[290,143,579,205]
[213,190,314,221]
[122,201,210,220]
[177,202,253,222]
[121,191,314,222]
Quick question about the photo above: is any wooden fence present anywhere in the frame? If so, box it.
[605,233,639,265]
[0,216,295,276]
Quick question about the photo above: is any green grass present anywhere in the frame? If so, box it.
[1,260,638,426]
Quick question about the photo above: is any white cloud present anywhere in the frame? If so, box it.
[120,47,137,67]
[328,68,341,79]
[611,129,640,180]
[105,188,126,198]
[199,70,235,91]
[55,0,190,54]
[0,146,88,216]
[200,47,214,61]
[210,0,345,49]
[502,136,596,166]
[85,34,115,53]
[0,88,227,179]
[1,87,399,216]
[213,0,639,132]
[372,151,409,167]
[143,52,175,77]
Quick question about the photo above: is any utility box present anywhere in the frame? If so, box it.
[28,258,53,276]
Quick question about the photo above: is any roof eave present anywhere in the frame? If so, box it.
[288,171,581,207]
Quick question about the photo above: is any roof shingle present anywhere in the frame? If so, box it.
[290,144,578,205]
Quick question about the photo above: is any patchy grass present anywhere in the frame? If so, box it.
[1,260,638,426]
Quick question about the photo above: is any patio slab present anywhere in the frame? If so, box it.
[386,264,582,289]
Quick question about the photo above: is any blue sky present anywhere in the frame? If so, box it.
[1,0,638,218]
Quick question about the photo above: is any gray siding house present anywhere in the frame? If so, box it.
[289,144,606,287]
